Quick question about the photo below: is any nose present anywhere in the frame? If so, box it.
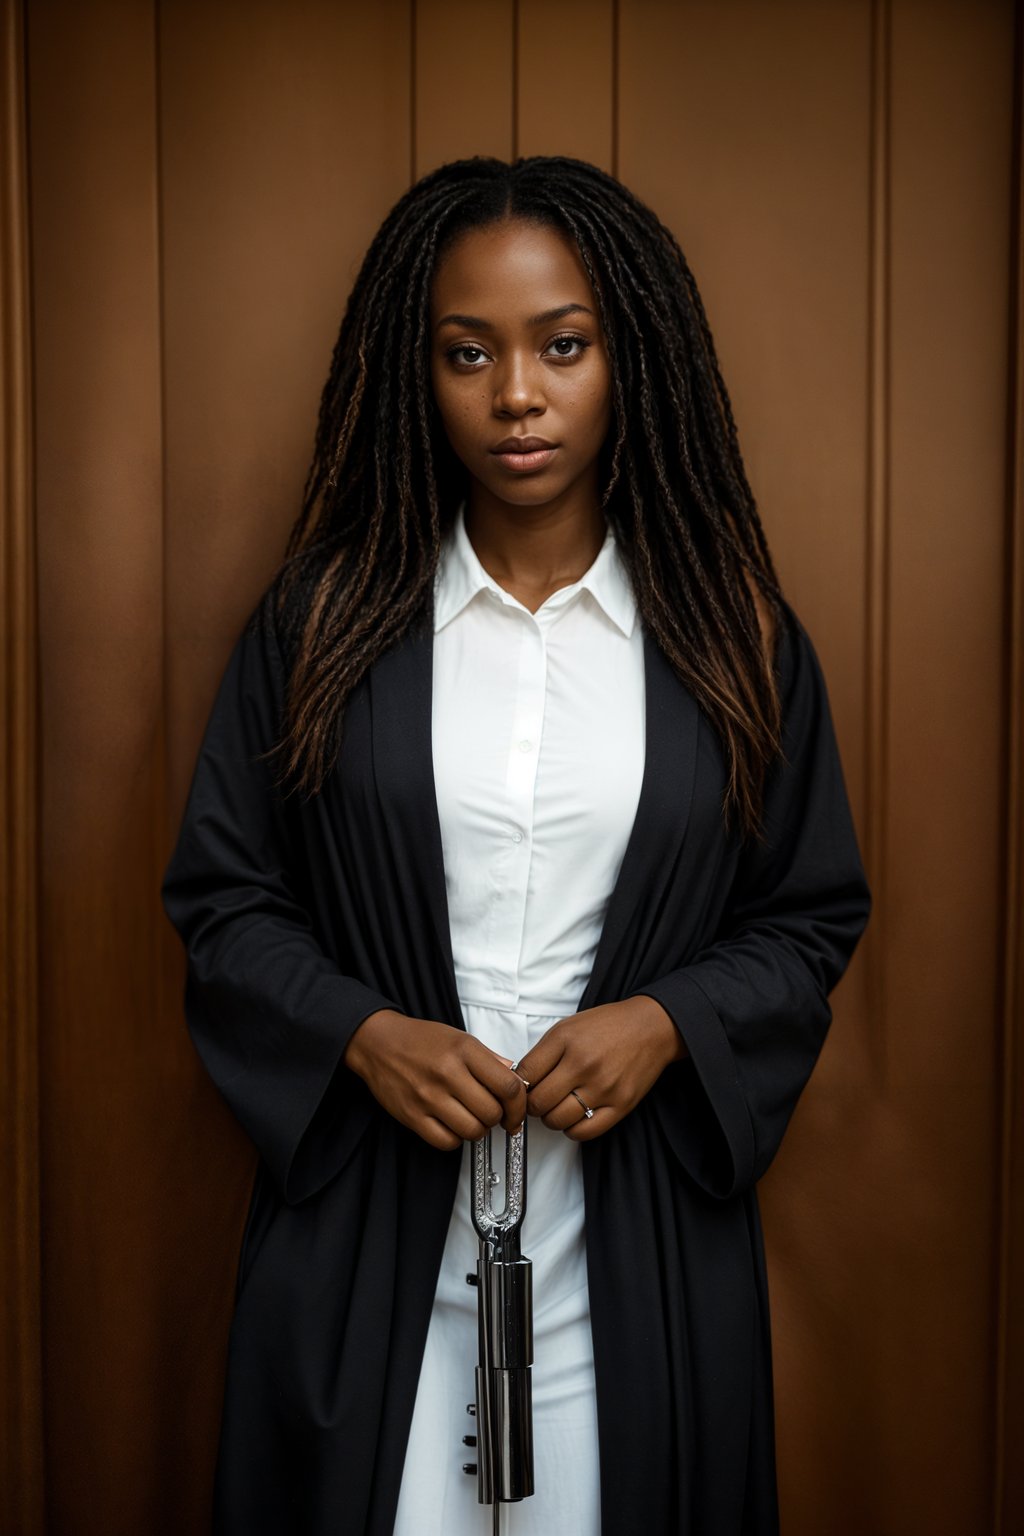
[492,350,546,418]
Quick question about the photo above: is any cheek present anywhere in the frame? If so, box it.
[592,370,612,418]
[565,351,611,413]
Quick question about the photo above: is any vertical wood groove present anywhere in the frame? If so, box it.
[0,0,45,1528]
[154,0,171,947]
[993,2,1024,1527]
[864,0,892,1083]
[611,0,619,178]
[511,0,519,159]
[409,0,417,185]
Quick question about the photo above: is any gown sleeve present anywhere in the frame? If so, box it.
[160,590,401,1206]
[634,607,872,1200]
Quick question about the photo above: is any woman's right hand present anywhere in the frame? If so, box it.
[342,1009,527,1151]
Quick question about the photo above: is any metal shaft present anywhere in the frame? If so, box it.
[467,1118,535,1508]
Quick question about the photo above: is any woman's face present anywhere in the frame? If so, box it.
[429,218,612,513]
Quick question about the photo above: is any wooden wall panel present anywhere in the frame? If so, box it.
[157,2,414,1528]
[617,6,876,1525]
[414,0,514,173]
[997,8,1024,1525]
[883,2,1010,1525]
[159,0,413,780]
[1,0,44,1529]
[414,0,614,176]
[617,2,1015,1533]
[619,0,872,755]
[516,0,615,168]
[25,1,167,1530]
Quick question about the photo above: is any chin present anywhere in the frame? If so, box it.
[479,469,574,504]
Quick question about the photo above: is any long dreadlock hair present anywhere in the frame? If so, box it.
[262,154,796,845]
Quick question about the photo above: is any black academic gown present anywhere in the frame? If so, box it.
[160,584,871,1536]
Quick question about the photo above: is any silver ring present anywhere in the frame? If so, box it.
[570,1089,594,1120]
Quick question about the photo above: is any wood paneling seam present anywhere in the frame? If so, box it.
[512,0,519,160]
[154,2,172,875]
[611,0,618,180]
[993,4,1024,1529]
[0,0,45,1526]
[865,0,892,1085]
[410,0,417,187]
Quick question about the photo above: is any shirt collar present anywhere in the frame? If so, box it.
[433,499,637,638]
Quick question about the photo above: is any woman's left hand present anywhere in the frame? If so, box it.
[510,995,689,1141]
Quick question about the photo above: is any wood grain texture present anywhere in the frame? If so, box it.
[864,0,892,1087]
[883,11,1009,1523]
[413,0,514,174]
[159,0,413,802]
[158,3,414,1530]
[1,0,44,1530]
[619,0,871,786]
[26,0,167,1530]
[995,5,1024,1530]
[617,2,1013,1532]
[516,0,615,167]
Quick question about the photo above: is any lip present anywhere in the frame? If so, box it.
[490,435,556,454]
[490,435,559,473]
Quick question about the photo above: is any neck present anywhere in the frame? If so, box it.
[463,482,607,588]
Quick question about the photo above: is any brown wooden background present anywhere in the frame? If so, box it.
[3,1,1022,1532]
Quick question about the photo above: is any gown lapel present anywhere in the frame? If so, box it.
[369,614,701,1023]
[367,617,464,1026]
[576,631,701,1011]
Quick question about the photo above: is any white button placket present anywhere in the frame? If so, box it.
[497,607,548,1006]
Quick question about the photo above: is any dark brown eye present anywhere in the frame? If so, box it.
[447,343,488,366]
[546,334,590,360]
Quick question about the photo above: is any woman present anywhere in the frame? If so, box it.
[161,155,871,1536]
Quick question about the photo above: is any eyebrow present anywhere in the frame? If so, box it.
[434,302,595,332]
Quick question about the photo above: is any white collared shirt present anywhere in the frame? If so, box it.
[394,502,643,1534]
[431,500,646,1015]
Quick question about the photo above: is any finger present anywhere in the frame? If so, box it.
[526,1056,590,1117]
[515,1028,569,1099]
[435,1095,494,1143]
[464,1043,529,1115]
[461,1049,526,1133]
[418,1115,463,1152]
[491,1053,531,1091]
[563,1105,617,1142]
[451,1069,508,1132]
[540,1091,597,1132]
[498,1081,528,1134]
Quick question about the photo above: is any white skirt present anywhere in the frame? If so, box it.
[391,1001,602,1536]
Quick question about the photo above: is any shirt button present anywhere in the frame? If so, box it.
[519,739,532,752]
[512,830,523,843]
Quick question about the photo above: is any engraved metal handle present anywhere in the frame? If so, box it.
[471,1113,527,1239]
[465,1116,534,1509]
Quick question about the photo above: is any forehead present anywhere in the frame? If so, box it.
[429,219,595,316]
